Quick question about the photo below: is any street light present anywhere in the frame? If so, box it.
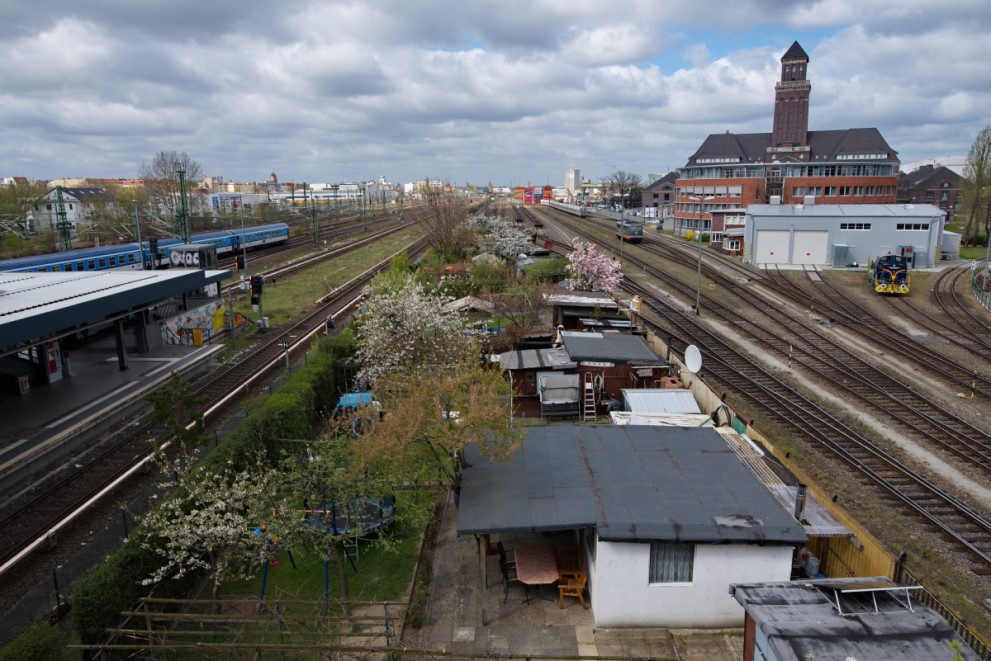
[238,194,248,280]
[687,195,714,316]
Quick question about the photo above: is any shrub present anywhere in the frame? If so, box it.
[0,621,62,661]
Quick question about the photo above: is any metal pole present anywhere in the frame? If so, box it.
[239,196,248,280]
[696,199,703,316]
[133,201,142,269]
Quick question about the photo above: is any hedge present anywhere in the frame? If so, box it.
[0,621,62,661]
[69,330,357,647]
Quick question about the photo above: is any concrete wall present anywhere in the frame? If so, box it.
[590,535,793,628]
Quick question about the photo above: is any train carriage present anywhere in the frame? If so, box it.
[0,223,290,274]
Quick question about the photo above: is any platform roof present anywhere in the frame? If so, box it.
[458,424,807,545]
[0,269,230,354]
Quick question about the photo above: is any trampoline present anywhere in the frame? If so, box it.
[306,497,395,537]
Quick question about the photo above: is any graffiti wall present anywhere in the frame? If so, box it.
[159,301,240,345]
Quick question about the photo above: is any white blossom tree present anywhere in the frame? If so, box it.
[356,272,475,384]
[467,212,533,258]
[140,456,285,609]
[566,240,623,291]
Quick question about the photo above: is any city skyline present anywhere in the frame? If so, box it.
[2,0,989,186]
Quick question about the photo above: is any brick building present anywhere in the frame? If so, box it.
[897,164,961,223]
[675,42,900,252]
[639,172,678,225]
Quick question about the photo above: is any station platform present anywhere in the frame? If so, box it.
[0,332,224,501]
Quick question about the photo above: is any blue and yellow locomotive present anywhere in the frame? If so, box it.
[869,253,910,295]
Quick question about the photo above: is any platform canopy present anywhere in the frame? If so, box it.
[0,269,230,355]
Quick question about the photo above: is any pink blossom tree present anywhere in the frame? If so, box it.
[566,240,623,291]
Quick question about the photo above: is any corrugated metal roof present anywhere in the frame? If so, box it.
[458,424,807,545]
[769,486,850,537]
[560,331,665,365]
[543,291,618,308]
[621,388,701,414]
[716,429,849,538]
[610,412,713,427]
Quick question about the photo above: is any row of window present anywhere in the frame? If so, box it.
[683,164,896,179]
[34,252,138,272]
[840,223,872,230]
[897,223,930,231]
[793,185,895,197]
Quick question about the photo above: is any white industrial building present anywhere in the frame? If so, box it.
[743,203,946,268]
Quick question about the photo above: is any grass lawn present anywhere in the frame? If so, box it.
[230,227,422,328]
[222,489,435,607]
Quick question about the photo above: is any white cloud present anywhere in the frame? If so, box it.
[1,0,990,184]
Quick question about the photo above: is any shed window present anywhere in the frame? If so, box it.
[649,542,694,583]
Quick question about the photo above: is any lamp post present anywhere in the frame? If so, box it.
[238,194,248,280]
[688,195,712,316]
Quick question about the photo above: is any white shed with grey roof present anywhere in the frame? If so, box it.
[744,203,945,268]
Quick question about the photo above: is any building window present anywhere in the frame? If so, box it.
[824,186,837,196]
[854,186,864,196]
[896,223,930,231]
[866,186,875,195]
[840,223,872,230]
[727,239,741,251]
[649,542,694,583]
[792,186,805,197]
[839,186,851,196]
[807,186,821,196]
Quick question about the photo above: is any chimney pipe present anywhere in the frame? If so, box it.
[794,484,807,521]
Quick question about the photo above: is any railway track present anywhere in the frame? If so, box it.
[0,229,430,575]
[535,207,991,571]
[760,265,991,395]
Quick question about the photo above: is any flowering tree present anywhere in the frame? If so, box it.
[467,212,532,258]
[356,362,522,497]
[140,457,285,609]
[566,240,623,291]
[355,271,475,384]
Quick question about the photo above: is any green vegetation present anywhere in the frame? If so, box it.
[0,622,63,661]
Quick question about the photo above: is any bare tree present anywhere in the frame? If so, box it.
[961,126,991,246]
[604,170,643,208]
[138,150,203,221]
[420,183,474,260]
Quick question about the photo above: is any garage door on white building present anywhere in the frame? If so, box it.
[755,230,790,264]
[792,231,828,265]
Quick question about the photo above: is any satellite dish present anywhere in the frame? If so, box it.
[684,345,702,373]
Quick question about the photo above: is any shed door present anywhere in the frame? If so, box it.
[755,230,790,264]
[792,231,829,265]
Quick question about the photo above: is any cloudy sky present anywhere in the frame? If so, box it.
[2,0,988,188]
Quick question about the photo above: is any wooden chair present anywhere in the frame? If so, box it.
[558,571,587,609]
[555,546,581,573]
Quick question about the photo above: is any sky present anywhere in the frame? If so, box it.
[1,0,989,188]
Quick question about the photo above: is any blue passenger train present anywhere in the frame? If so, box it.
[0,223,290,273]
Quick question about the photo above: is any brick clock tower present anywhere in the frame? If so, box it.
[767,41,811,162]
